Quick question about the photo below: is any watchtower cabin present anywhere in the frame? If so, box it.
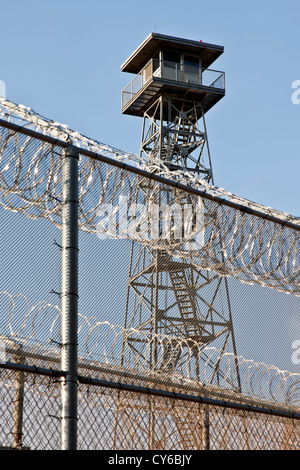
[121,32,225,117]
[121,32,225,181]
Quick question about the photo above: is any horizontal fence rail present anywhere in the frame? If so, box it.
[1,361,300,420]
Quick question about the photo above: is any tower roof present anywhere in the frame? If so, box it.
[121,32,224,74]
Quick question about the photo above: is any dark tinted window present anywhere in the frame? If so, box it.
[163,50,180,63]
[184,55,199,67]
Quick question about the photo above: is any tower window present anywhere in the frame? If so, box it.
[183,55,200,67]
[163,50,181,67]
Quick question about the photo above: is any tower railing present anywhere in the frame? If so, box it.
[121,58,225,109]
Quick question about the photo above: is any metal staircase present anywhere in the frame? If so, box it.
[169,269,198,337]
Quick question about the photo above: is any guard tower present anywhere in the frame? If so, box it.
[121,32,225,180]
[120,33,240,393]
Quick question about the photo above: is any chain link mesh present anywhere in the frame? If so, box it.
[0,368,299,450]
[0,97,299,450]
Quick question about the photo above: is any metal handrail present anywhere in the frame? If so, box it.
[122,58,225,108]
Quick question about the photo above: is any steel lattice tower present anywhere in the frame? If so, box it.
[120,33,241,392]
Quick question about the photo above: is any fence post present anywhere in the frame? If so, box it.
[60,144,79,450]
[13,345,25,449]
[203,406,210,450]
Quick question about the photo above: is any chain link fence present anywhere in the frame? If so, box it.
[0,97,300,450]
[0,365,299,450]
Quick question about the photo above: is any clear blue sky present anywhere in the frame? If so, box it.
[1,0,299,215]
[1,0,300,375]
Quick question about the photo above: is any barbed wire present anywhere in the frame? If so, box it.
[0,290,299,409]
[1,96,299,224]
[0,98,300,296]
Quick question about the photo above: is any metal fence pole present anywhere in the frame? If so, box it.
[60,144,79,450]
[13,345,25,449]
